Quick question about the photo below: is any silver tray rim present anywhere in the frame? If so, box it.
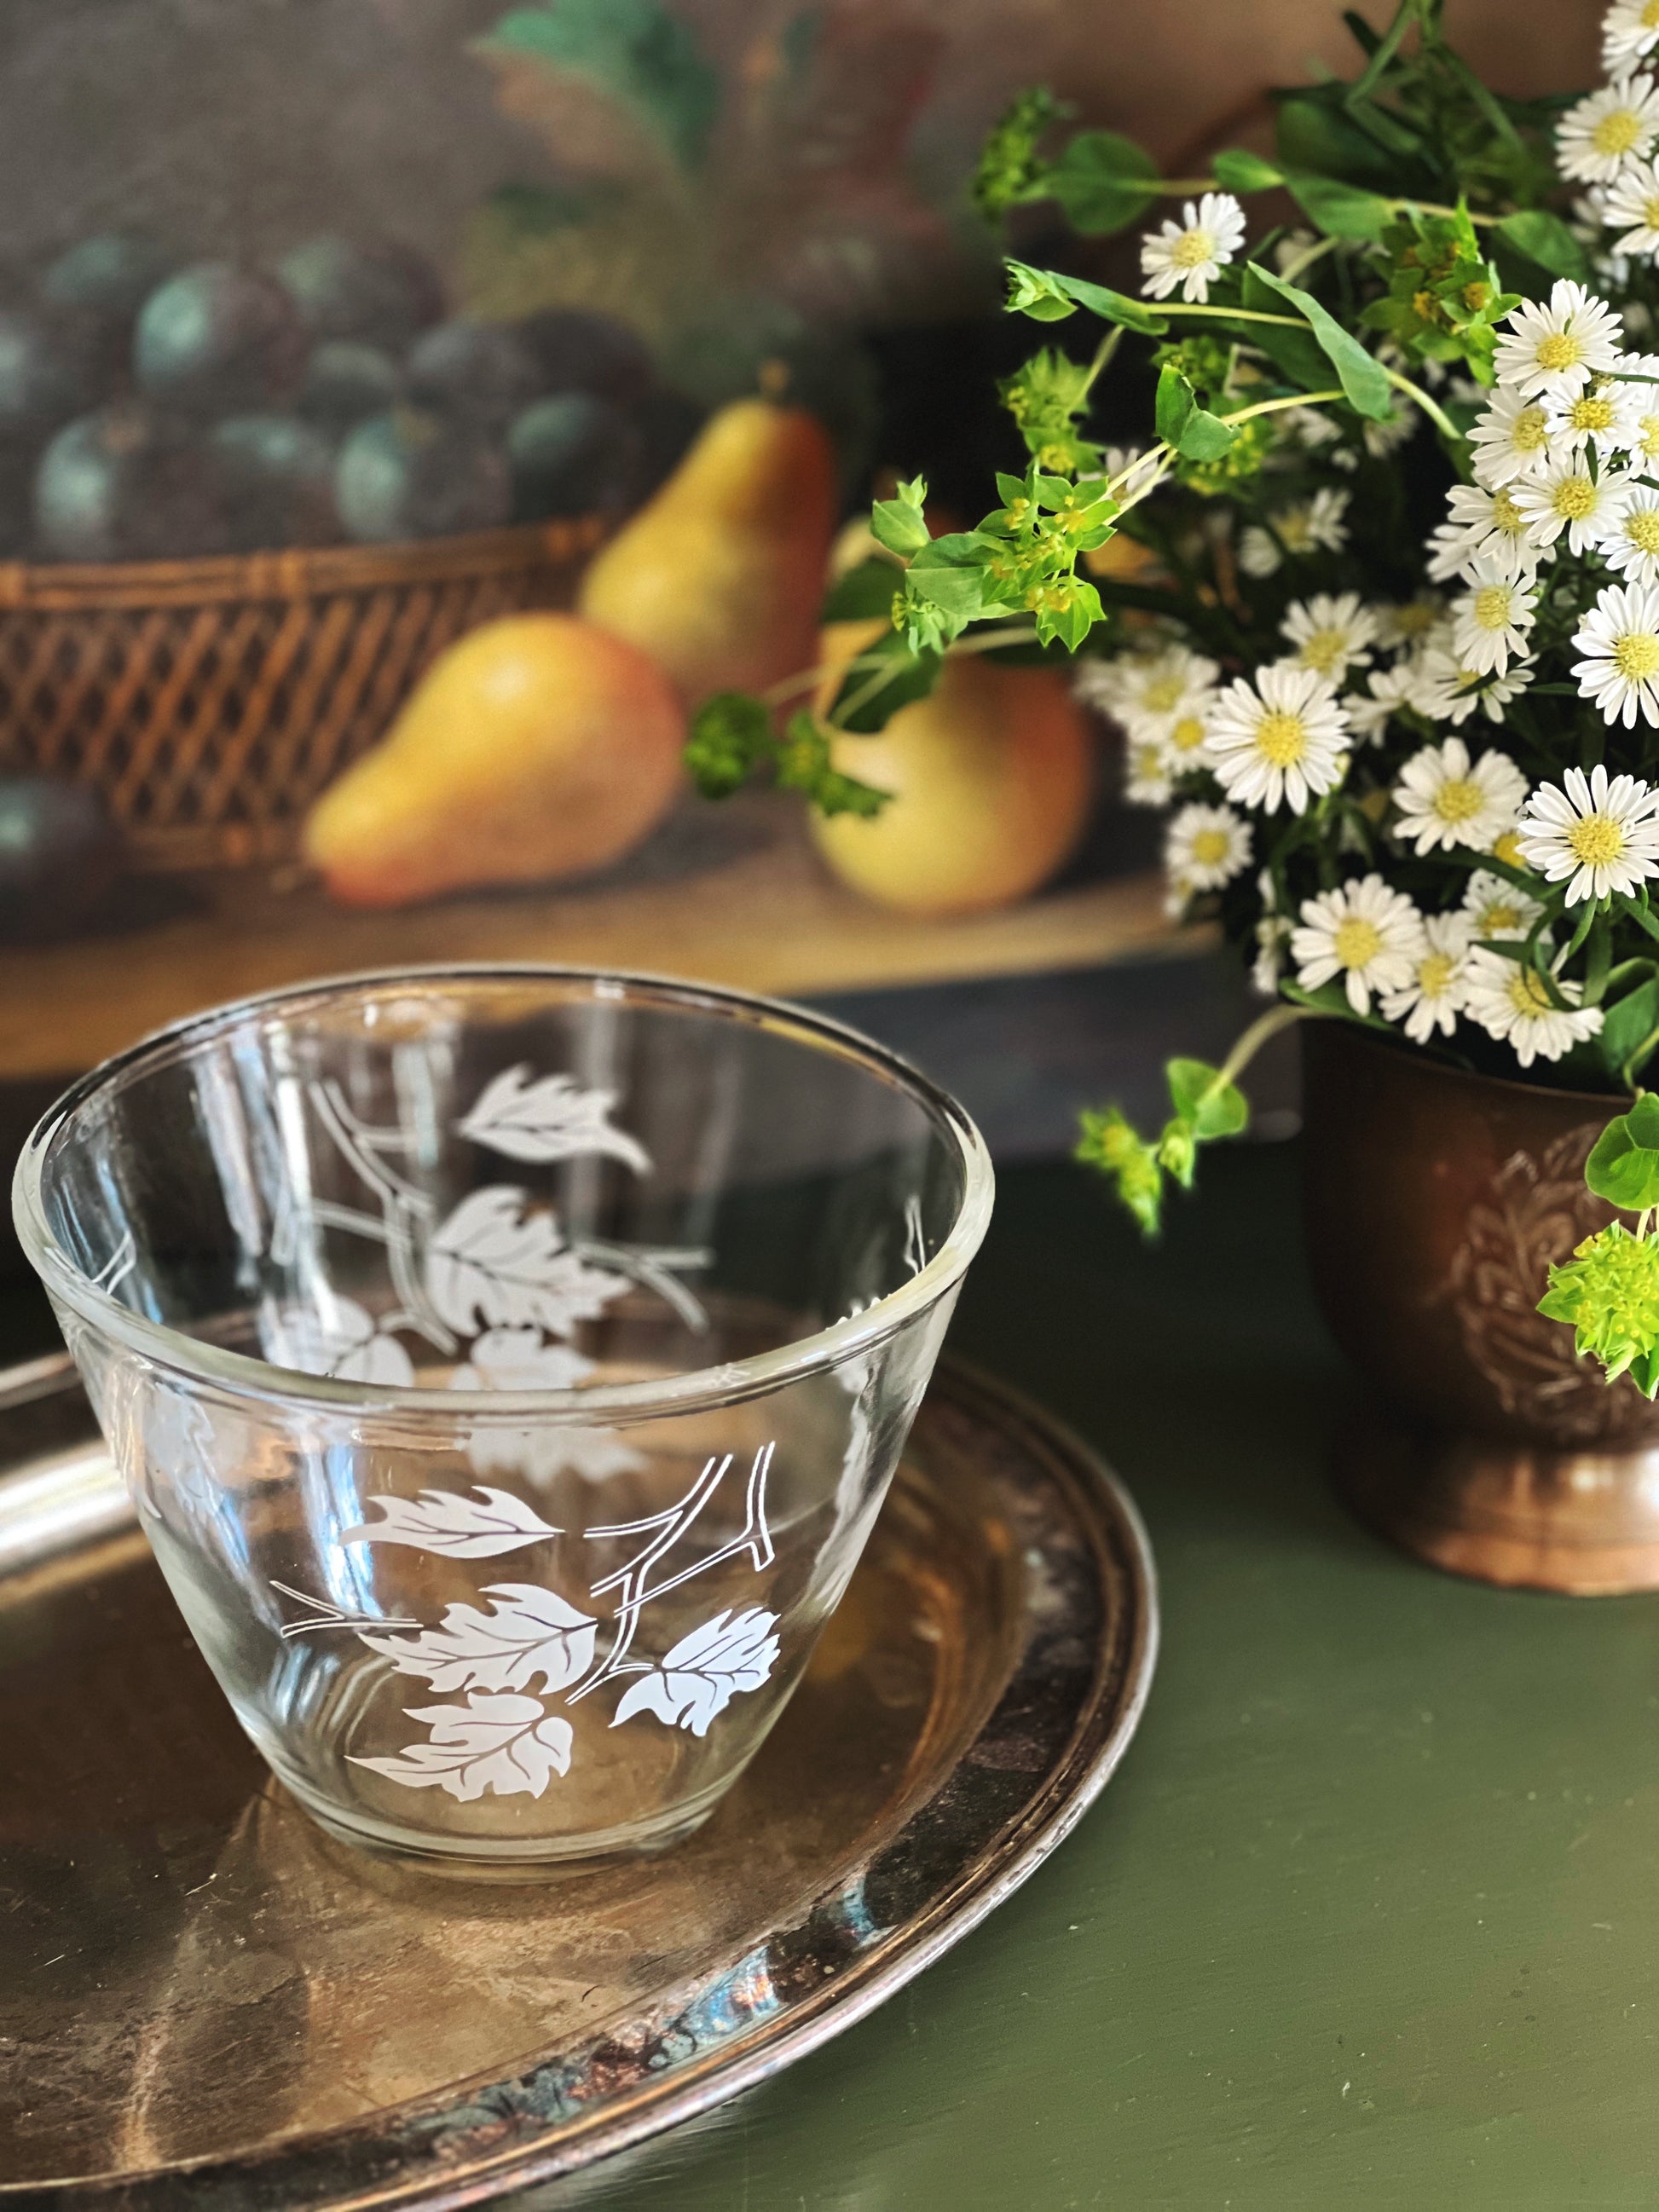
[0,1356,1158,2211]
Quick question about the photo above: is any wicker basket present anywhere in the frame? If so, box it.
[0,516,607,871]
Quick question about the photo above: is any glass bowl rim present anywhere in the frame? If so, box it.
[12,963,996,1422]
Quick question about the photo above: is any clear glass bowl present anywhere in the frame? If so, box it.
[12,967,992,1873]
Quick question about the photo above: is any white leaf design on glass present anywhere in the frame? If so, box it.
[425,1188,629,1338]
[351,1694,574,1799]
[261,1295,415,1387]
[358,1583,596,1694]
[459,1066,651,1173]
[343,1485,560,1556]
[449,1325,645,1486]
[610,1608,781,1739]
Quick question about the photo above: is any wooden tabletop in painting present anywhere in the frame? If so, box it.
[5,1145,1656,2209]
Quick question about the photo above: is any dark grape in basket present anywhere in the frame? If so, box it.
[512,308,654,406]
[335,407,510,542]
[506,393,640,521]
[0,777,123,943]
[42,232,176,324]
[404,318,542,432]
[211,414,338,551]
[0,307,100,437]
[297,339,401,437]
[35,401,230,562]
[135,263,306,417]
[277,234,442,353]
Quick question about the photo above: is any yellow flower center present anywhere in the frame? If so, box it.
[1169,713,1207,753]
[1171,228,1216,270]
[1393,599,1437,636]
[1646,0,1659,27]
[1419,951,1457,997]
[1332,917,1384,970]
[1492,490,1525,535]
[1615,630,1659,681]
[1567,811,1627,866]
[1645,195,1659,230]
[1132,742,1164,778]
[1552,474,1597,519]
[1643,413,1659,459]
[1480,898,1522,933]
[1592,108,1645,159]
[1254,709,1309,765]
[1190,829,1231,867]
[1142,673,1185,712]
[1474,584,1515,631]
[1535,331,1585,373]
[1432,777,1485,823]
[1507,967,1553,1018]
[1570,393,1616,432]
[1628,508,1659,555]
[1512,405,1550,452]
[1279,511,1315,552]
[1298,627,1349,675]
[1491,831,1526,869]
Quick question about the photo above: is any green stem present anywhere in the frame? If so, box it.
[1149,303,1308,328]
[1078,324,1124,401]
[1380,364,1462,443]
[1278,234,1341,285]
[1388,196,1499,226]
[1211,1002,1319,1097]
[1217,388,1344,427]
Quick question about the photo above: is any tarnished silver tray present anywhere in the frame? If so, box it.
[0,1353,1156,2208]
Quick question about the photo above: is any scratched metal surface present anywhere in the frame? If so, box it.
[0,1357,1154,2209]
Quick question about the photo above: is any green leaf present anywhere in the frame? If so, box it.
[1286,173,1391,240]
[1166,1058,1249,1140]
[870,477,931,557]
[684,690,773,799]
[1213,148,1285,192]
[902,531,1017,639]
[1273,91,1402,189]
[773,711,891,818]
[1245,261,1392,419]
[1599,977,1659,1081]
[1496,208,1588,281]
[822,557,900,622]
[1585,1101,1659,1212]
[1154,366,1195,446]
[477,0,720,170]
[1003,260,1167,334]
[1176,408,1236,460]
[1047,128,1159,235]
[827,627,943,732]
[1239,263,1338,391]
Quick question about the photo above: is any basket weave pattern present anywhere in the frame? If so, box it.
[0,517,604,870]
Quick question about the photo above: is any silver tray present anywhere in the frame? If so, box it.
[0,1353,1157,2208]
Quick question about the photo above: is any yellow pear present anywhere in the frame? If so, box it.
[579,399,838,703]
[303,614,684,906]
[810,624,1095,916]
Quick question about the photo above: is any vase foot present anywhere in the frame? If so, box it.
[1332,1404,1659,1594]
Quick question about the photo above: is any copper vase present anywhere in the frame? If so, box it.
[1301,1020,1659,1593]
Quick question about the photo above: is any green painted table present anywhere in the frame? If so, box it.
[526,1146,1659,2211]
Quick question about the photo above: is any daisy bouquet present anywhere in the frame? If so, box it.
[685,0,1659,1392]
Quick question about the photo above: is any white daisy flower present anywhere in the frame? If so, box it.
[1427,482,1539,582]
[1461,868,1545,942]
[1374,595,1444,651]
[1072,657,1131,718]
[1602,153,1659,253]
[1162,701,1214,767]
[1410,648,1535,727]
[1517,760,1659,900]
[1617,348,1659,465]
[1139,192,1247,304]
[1572,579,1659,725]
[1290,874,1425,1017]
[1542,376,1645,453]
[1605,0,1659,73]
[1123,735,1174,807]
[1205,662,1351,815]
[1344,661,1419,744]
[1491,280,1626,401]
[1597,482,1659,580]
[1511,454,1635,554]
[1380,912,1476,1042]
[1450,560,1538,675]
[1164,802,1251,910]
[1238,488,1350,577]
[1363,405,1417,460]
[1114,644,1222,740]
[1279,592,1379,682]
[1556,76,1659,185]
[1463,948,1604,1067]
[1468,388,1556,486]
[1391,736,1529,856]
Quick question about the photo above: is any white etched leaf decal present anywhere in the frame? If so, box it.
[262,1296,415,1387]
[359,1583,596,1694]
[469,1423,646,1486]
[459,1066,650,1173]
[611,1608,782,1739]
[343,1485,560,1556]
[352,1694,573,1800]
[425,1187,629,1338]
[448,1325,595,1394]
